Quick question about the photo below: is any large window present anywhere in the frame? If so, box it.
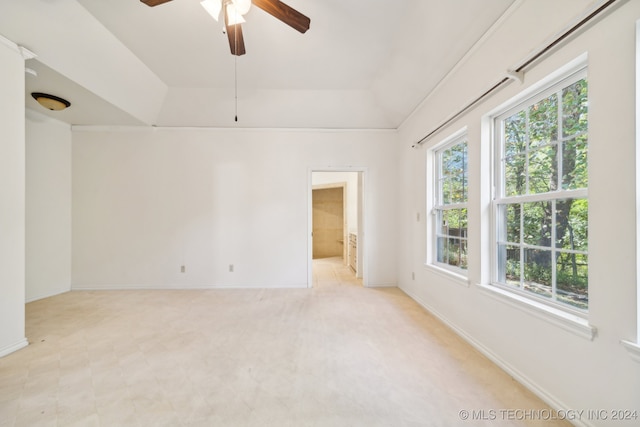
[433,133,468,274]
[492,67,588,312]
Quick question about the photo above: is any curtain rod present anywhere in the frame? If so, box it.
[412,0,620,148]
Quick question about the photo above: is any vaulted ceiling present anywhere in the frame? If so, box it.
[1,0,516,128]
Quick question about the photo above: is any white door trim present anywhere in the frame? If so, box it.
[308,167,368,288]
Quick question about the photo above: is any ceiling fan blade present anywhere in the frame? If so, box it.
[140,0,174,6]
[224,12,247,57]
[224,4,246,56]
[252,0,310,34]
[222,3,247,56]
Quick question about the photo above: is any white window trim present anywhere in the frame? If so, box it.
[626,19,640,362]
[479,53,596,339]
[621,340,640,363]
[426,127,469,284]
[425,263,470,288]
[477,282,595,340]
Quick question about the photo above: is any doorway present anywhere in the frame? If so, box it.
[309,170,365,287]
[312,185,346,261]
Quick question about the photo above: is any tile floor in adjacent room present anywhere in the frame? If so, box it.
[0,258,570,427]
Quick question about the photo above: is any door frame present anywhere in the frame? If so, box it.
[308,167,367,288]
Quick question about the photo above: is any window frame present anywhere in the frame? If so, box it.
[428,129,469,279]
[622,19,640,361]
[490,62,589,317]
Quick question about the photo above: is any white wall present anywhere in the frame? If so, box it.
[72,128,397,289]
[26,109,72,302]
[397,0,640,422]
[0,38,27,357]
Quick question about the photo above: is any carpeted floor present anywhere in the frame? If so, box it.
[0,257,569,426]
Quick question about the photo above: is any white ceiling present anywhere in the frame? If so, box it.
[2,0,516,129]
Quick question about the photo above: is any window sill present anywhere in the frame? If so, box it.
[424,264,470,288]
[621,340,640,363]
[477,283,597,341]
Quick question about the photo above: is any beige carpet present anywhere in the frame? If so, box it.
[0,258,569,426]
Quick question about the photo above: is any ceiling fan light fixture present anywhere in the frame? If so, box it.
[226,3,246,25]
[31,92,71,111]
[201,0,251,23]
[232,0,252,15]
[201,0,222,21]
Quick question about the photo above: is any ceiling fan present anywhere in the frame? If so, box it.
[140,0,311,56]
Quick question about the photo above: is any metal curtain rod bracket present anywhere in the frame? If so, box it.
[505,69,524,84]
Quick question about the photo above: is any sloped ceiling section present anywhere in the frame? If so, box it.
[0,0,167,126]
[1,0,517,128]
[24,60,149,127]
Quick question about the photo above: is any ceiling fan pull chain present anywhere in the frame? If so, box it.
[234,20,238,122]
[235,55,238,122]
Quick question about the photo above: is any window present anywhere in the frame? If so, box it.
[432,132,468,274]
[492,67,588,312]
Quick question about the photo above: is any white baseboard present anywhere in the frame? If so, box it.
[71,282,309,291]
[365,282,397,288]
[26,287,71,303]
[0,338,28,358]
[400,285,590,427]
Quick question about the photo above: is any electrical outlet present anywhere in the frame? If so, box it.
[229,264,234,272]
[180,265,186,273]
[412,272,415,280]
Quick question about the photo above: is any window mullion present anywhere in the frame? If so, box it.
[525,108,531,195]
[519,202,524,290]
[439,202,467,210]
[551,199,557,301]
[553,90,562,302]
[557,89,564,192]
[436,153,443,207]
[463,144,468,201]
[497,188,587,205]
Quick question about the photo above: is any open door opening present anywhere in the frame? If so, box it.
[309,171,364,287]
[312,185,346,262]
